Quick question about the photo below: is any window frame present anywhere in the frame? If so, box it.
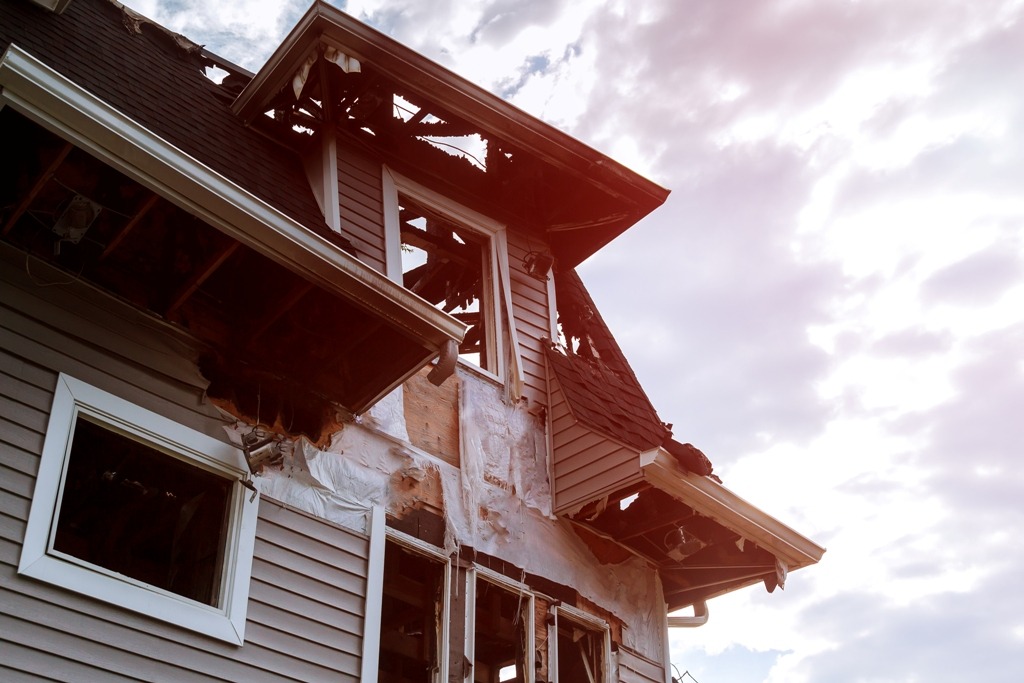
[466,565,536,683]
[18,373,259,645]
[550,603,613,683]
[383,167,509,382]
[374,528,452,683]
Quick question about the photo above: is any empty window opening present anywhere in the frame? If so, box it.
[53,416,232,607]
[556,616,606,683]
[473,579,531,683]
[400,194,492,371]
[379,540,448,682]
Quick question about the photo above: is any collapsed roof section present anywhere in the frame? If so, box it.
[549,270,824,610]
[231,1,669,269]
[0,0,465,429]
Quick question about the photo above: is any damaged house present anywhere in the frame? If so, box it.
[0,0,824,681]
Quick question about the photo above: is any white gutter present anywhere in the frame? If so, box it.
[666,601,709,628]
[640,448,825,571]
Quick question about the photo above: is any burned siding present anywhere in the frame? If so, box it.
[0,251,370,682]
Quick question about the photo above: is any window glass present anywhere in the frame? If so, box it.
[53,416,231,606]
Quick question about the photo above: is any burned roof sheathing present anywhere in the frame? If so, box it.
[232,0,670,269]
[549,270,823,610]
[1,0,468,426]
[548,268,671,452]
[0,0,328,241]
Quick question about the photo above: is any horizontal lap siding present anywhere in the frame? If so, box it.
[0,264,372,681]
[618,646,665,683]
[548,379,641,513]
[507,232,551,406]
[338,148,387,274]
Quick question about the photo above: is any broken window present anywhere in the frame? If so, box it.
[553,607,609,683]
[378,538,450,682]
[472,572,534,683]
[53,416,231,605]
[399,192,495,372]
[18,374,259,644]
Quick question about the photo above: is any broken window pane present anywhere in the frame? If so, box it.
[399,194,492,372]
[379,540,447,682]
[473,579,530,682]
[52,416,231,607]
[556,616,605,683]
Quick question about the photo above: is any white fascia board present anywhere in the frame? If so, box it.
[640,447,825,570]
[0,44,465,349]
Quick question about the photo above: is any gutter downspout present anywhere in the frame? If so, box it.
[667,601,709,628]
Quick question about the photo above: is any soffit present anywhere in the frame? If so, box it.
[0,81,461,432]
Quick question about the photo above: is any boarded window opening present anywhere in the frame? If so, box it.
[53,416,231,606]
[379,540,447,682]
[473,580,530,683]
[399,194,492,372]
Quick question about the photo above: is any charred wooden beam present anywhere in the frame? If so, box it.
[3,142,73,236]
[100,193,159,261]
[165,241,240,316]
[242,280,316,349]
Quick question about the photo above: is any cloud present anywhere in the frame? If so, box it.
[921,244,1023,307]
[785,567,1024,682]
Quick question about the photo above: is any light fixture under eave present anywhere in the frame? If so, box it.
[52,194,101,246]
[522,250,555,281]
[241,430,281,474]
[665,526,705,561]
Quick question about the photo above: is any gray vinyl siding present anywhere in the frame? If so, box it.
[617,646,665,683]
[506,230,551,406]
[548,375,642,514]
[0,253,371,682]
[338,147,387,273]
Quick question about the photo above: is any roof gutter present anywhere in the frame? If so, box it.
[667,601,709,628]
[640,447,825,571]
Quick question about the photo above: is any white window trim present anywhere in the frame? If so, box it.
[550,603,613,683]
[465,565,536,683]
[382,166,524,388]
[375,528,452,683]
[18,374,259,645]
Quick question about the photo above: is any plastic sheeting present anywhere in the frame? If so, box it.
[230,370,667,661]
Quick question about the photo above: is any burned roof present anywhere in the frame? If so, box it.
[548,268,671,452]
[231,0,670,269]
[0,0,332,245]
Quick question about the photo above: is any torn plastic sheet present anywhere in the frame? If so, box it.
[227,369,667,661]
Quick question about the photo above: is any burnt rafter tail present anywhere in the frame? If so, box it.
[3,142,73,236]
[240,280,317,351]
[100,193,159,261]
[165,241,241,316]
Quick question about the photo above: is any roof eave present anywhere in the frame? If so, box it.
[640,447,826,571]
[232,1,669,213]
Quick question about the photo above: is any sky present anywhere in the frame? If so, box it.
[125,1,1024,680]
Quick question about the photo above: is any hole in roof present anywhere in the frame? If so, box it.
[204,65,229,85]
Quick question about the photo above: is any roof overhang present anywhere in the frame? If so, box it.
[0,43,466,417]
[640,447,825,572]
[232,1,669,268]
